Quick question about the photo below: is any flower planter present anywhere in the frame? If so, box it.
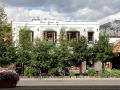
[0,80,17,88]
[0,69,19,88]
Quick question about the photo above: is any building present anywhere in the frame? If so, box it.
[12,19,99,46]
[12,19,99,74]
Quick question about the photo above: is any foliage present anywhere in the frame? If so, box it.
[100,69,111,78]
[93,36,113,62]
[55,28,71,68]
[24,67,39,77]
[16,27,33,75]
[93,36,113,70]
[100,69,120,78]
[31,40,51,71]
[69,36,88,66]
[0,6,16,67]
[19,27,32,49]
[48,68,59,76]
[87,68,96,76]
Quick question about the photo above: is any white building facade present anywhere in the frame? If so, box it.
[12,19,99,45]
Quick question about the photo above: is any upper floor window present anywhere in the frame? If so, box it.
[88,32,94,43]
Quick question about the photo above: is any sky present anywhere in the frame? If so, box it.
[0,0,120,24]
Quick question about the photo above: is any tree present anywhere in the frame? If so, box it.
[0,6,16,67]
[69,36,88,66]
[93,35,113,70]
[56,28,71,69]
[31,40,51,74]
[16,27,33,75]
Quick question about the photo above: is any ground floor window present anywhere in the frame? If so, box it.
[44,31,57,42]
[88,32,94,43]
[67,31,80,41]
[19,30,34,43]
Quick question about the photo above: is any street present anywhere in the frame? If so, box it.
[1,78,120,90]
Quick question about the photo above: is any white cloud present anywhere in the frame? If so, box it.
[75,8,102,21]
[5,7,66,22]
[5,7,31,21]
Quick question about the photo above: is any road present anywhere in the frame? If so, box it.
[1,78,120,90]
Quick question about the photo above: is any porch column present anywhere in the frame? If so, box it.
[68,32,70,40]
[53,32,56,42]
[81,61,86,74]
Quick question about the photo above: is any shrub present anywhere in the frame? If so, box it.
[48,68,59,76]
[100,69,111,78]
[100,69,120,78]
[110,69,120,78]
[24,67,39,77]
[87,68,96,76]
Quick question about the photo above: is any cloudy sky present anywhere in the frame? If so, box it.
[0,0,120,24]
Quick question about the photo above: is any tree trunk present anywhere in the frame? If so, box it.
[22,63,24,76]
[102,60,105,72]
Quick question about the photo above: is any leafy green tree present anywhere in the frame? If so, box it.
[56,28,71,69]
[70,36,88,66]
[16,27,33,75]
[93,35,113,70]
[0,6,16,67]
[31,40,51,74]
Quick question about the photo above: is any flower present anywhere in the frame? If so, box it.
[0,70,19,81]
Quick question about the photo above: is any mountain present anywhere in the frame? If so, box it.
[97,12,120,24]
[100,20,120,37]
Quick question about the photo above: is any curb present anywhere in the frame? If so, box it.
[20,78,120,80]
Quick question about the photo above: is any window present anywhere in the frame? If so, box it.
[67,31,79,41]
[44,31,56,42]
[88,32,94,43]
[47,33,53,38]
[19,30,34,44]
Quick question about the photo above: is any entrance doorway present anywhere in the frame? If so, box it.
[112,55,120,69]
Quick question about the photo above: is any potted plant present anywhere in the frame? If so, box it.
[0,70,19,88]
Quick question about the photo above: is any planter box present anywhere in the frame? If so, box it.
[0,80,17,88]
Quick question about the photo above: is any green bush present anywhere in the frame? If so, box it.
[100,69,111,78]
[110,69,120,78]
[24,67,39,77]
[87,68,96,76]
[100,69,120,78]
[48,68,59,76]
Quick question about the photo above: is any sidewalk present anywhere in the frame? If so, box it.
[20,77,120,80]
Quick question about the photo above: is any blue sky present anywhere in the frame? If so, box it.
[0,0,120,24]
